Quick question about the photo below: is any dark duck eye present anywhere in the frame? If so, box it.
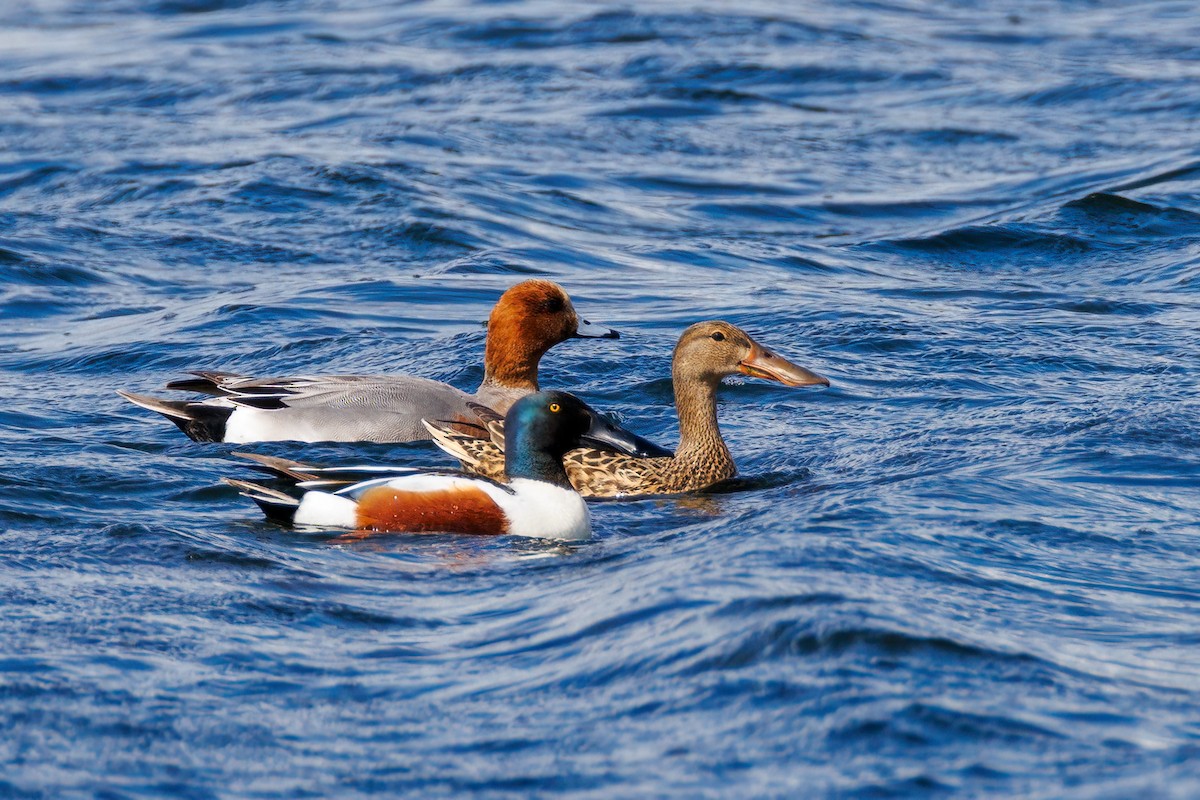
[710,331,725,342]
[543,296,565,314]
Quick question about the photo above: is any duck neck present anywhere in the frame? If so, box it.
[481,318,543,391]
[504,431,571,489]
[672,374,732,468]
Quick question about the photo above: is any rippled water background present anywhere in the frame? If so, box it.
[3,0,1200,796]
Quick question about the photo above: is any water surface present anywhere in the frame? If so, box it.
[3,1,1200,796]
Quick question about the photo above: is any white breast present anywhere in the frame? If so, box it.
[499,479,592,540]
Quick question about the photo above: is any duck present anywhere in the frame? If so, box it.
[224,391,645,539]
[117,280,620,444]
[424,321,829,497]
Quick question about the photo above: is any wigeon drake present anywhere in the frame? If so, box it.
[225,392,643,540]
[117,280,619,444]
[425,321,830,497]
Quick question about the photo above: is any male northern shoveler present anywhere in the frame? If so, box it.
[225,391,646,540]
[117,280,619,444]
[425,321,829,497]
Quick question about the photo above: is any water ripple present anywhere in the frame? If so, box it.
[3,0,1200,797]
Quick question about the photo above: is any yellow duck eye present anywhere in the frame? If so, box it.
[548,402,561,413]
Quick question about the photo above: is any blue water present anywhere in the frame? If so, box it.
[3,0,1200,796]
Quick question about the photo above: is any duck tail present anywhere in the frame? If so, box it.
[116,390,231,443]
[233,451,414,490]
[422,419,507,481]
[232,452,324,482]
[423,419,481,466]
[164,370,245,396]
[222,478,300,525]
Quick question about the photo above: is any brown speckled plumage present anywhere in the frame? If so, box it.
[426,321,828,498]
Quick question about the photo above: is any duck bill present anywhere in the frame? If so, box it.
[573,316,620,339]
[738,343,830,388]
[581,413,669,458]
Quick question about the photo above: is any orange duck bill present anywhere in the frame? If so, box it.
[738,343,830,387]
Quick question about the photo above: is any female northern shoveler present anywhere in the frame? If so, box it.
[225,391,646,539]
[117,280,619,444]
[425,321,829,497]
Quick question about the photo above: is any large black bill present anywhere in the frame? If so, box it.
[581,414,672,458]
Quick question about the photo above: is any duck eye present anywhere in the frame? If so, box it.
[710,331,725,342]
[548,402,561,413]
[543,296,565,313]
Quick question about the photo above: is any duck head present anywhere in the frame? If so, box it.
[504,390,648,486]
[484,281,618,388]
[672,320,829,388]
